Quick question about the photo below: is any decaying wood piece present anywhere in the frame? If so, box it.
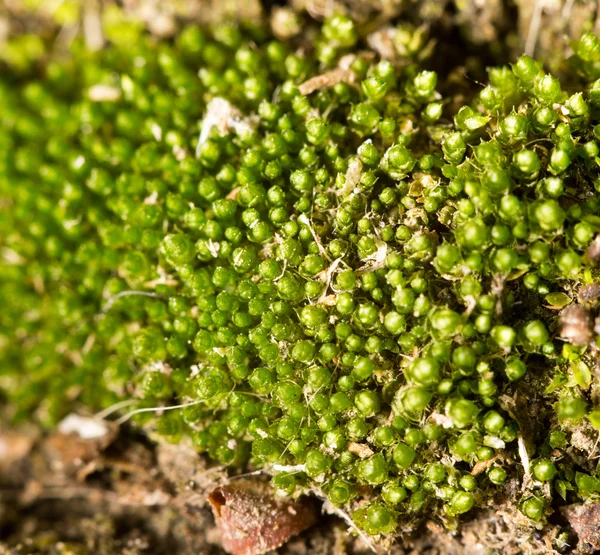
[208,479,319,555]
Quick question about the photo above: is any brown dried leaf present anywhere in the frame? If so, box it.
[347,442,374,459]
[471,455,499,476]
[298,69,356,95]
[208,479,318,555]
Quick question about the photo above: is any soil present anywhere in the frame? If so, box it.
[0,423,576,555]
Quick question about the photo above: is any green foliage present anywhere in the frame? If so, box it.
[3,15,600,539]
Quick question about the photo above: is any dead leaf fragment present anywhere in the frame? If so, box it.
[196,98,258,157]
[471,455,499,476]
[208,479,318,555]
[298,68,356,95]
[347,442,374,459]
[336,157,363,197]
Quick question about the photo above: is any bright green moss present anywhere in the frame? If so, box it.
[3,14,600,539]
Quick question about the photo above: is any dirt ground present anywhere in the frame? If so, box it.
[0,423,581,555]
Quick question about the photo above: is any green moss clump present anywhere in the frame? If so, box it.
[4,13,600,538]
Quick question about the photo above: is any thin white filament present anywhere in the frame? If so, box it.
[115,398,207,426]
[101,290,171,313]
[95,399,138,419]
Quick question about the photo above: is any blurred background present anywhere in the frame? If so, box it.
[2,0,600,74]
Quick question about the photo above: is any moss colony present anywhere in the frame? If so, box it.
[5,13,600,538]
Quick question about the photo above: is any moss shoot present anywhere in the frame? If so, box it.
[3,12,600,541]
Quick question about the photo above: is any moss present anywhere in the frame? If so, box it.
[3,10,600,543]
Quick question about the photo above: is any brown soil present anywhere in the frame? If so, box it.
[0,423,577,555]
